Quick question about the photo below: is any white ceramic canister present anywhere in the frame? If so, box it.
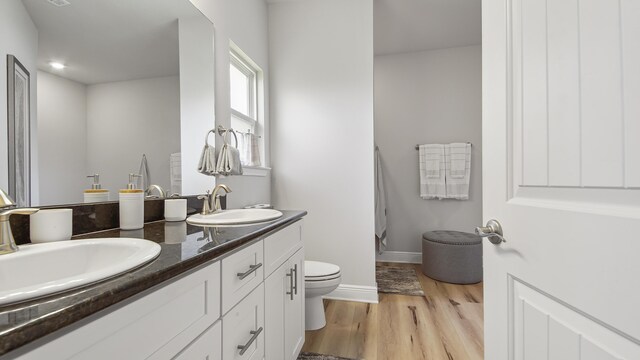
[164,199,187,222]
[30,209,73,243]
[119,190,144,230]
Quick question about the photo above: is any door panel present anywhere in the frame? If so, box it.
[483,0,640,358]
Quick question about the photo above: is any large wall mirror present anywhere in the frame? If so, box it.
[2,0,216,206]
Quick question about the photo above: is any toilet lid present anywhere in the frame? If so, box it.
[305,261,341,278]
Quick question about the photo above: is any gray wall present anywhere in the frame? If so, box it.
[374,45,482,254]
[37,71,87,205]
[86,76,180,194]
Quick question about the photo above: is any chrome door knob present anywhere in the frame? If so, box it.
[475,219,506,245]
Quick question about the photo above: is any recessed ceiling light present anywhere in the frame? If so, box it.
[47,0,71,7]
[49,62,65,70]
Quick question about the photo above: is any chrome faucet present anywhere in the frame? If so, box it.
[0,189,39,255]
[145,184,166,199]
[210,184,231,212]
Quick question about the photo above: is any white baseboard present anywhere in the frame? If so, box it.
[324,284,379,304]
[376,251,422,264]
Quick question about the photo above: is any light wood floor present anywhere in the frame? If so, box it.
[301,263,484,360]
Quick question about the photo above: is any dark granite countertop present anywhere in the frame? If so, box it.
[0,210,306,356]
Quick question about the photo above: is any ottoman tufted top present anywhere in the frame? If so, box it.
[422,230,482,246]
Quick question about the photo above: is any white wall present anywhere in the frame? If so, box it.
[179,15,217,196]
[269,0,377,297]
[374,45,482,254]
[0,0,39,204]
[188,0,271,208]
[86,76,180,194]
[37,71,87,205]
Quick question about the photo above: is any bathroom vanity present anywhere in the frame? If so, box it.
[0,211,306,360]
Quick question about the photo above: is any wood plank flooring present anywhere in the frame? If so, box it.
[301,263,484,360]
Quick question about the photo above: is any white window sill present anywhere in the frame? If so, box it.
[242,166,271,177]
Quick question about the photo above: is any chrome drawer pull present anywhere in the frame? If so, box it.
[292,264,298,295]
[237,327,263,355]
[286,269,294,300]
[237,263,263,280]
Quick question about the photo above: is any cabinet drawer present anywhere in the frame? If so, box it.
[263,221,302,277]
[18,261,221,360]
[221,241,264,313]
[174,320,221,360]
[222,284,265,360]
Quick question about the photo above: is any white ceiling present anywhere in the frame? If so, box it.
[374,0,481,56]
[22,0,204,85]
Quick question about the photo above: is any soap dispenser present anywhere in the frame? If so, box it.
[84,174,110,203]
[119,173,144,230]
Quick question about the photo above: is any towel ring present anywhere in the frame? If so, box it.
[205,127,239,148]
[222,129,239,148]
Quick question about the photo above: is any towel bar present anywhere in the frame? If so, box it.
[415,142,472,150]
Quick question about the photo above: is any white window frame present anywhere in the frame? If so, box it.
[230,49,258,129]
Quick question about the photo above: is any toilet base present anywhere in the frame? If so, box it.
[305,296,326,330]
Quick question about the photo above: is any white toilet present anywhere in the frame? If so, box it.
[304,260,342,330]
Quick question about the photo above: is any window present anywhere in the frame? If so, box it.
[230,49,257,134]
[229,46,265,171]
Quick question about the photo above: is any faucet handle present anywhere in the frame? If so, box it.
[197,191,212,215]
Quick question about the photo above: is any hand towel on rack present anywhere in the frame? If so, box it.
[215,129,243,176]
[197,130,217,176]
[239,132,261,167]
[445,143,471,200]
[449,143,469,179]
[419,144,446,199]
[374,146,387,254]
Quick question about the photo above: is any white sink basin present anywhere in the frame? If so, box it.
[0,238,161,305]
[187,209,283,226]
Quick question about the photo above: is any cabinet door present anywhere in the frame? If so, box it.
[222,284,265,360]
[173,320,221,360]
[264,259,290,360]
[284,249,305,360]
[264,248,305,360]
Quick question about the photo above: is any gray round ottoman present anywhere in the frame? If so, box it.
[421,230,482,284]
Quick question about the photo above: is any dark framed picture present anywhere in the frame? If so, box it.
[7,54,31,206]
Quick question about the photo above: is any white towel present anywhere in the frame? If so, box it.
[419,144,446,199]
[445,143,471,200]
[170,153,181,195]
[197,144,217,176]
[374,146,387,254]
[215,130,243,176]
[240,132,261,167]
[137,154,151,190]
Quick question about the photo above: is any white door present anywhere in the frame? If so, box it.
[483,0,640,359]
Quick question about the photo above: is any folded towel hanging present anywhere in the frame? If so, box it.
[215,129,243,176]
[374,145,387,254]
[419,144,446,199]
[197,130,217,176]
[138,154,151,190]
[444,143,471,199]
[239,131,261,167]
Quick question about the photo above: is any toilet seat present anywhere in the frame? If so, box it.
[305,261,341,281]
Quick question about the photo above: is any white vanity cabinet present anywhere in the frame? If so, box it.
[7,220,304,360]
[264,223,305,360]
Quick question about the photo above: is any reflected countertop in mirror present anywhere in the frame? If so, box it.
[0,210,306,356]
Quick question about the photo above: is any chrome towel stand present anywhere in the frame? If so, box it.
[415,142,472,150]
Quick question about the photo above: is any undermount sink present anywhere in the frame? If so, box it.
[0,238,161,306]
[187,209,283,226]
